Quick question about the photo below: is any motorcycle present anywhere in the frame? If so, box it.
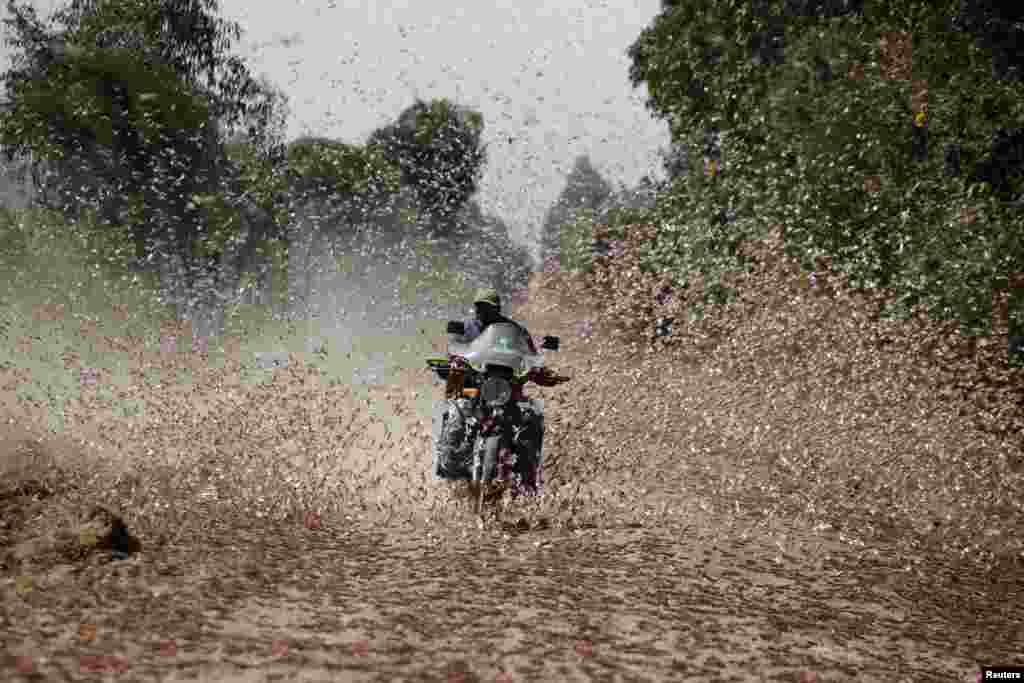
[426,321,570,515]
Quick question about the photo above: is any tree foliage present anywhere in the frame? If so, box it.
[0,0,279,274]
[627,0,1024,336]
[538,154,613,267]
[367,98,486,237]
[285,136,402,220]
[47,0,261,132]
[222,78,291,229]
[1,2,531,334]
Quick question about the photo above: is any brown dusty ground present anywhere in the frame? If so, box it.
[1,277,1021,682]
[5,505,1018,683]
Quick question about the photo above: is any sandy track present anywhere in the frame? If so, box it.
[2,289,1021,682]
[4,497,1019,683]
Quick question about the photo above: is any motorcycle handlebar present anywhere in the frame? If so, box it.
[425,356,570,385]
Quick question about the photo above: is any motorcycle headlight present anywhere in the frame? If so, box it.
[481,377,513,407]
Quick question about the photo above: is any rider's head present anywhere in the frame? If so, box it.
[473,288,502,326]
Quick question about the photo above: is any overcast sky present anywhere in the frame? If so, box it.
[4,0,671,245]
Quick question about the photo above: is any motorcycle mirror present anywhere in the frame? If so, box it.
[541,335,560,351]
[446,320,465,335]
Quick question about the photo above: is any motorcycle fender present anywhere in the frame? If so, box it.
[473,430,507,482]
[434,398,470,435]
[432,400,448,443]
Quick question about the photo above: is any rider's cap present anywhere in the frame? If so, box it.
[473,288,501,308]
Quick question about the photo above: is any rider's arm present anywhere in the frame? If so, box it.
[523,328,538,354]
[462,317,482,341]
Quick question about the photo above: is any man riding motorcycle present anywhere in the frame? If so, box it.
[459,288,537,350]
[431,288,545,492]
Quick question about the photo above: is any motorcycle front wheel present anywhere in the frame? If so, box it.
[473,433,506,515]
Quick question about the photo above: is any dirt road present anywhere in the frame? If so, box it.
[3,289,1021,682]
[4,493,1017,683]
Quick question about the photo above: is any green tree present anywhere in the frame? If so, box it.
[285,136,401,217]
[0,0,279,303]
[627,0,1024,333]
[49,0,260,131]
[222,84,290,233]
[538,154,613,268]
[215,78,292,308]
[367,98,487,237]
